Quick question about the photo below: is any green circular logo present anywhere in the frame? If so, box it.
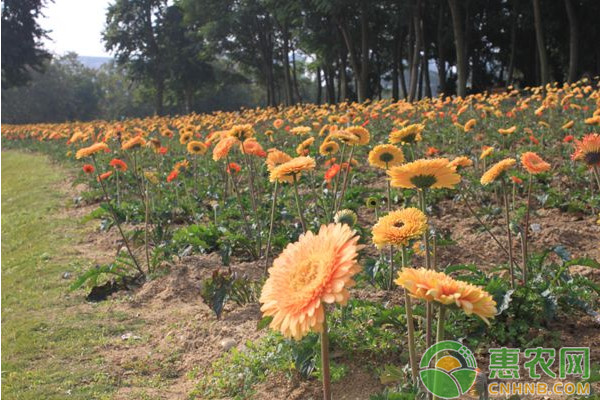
[419,340,478,399]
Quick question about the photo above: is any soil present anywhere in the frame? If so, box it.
[62,178,599,399]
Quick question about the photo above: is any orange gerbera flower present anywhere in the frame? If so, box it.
[212,136,238,161]
[387,158,460,189]
[345,126,370,145]
[324,164,341,183]
[571,133,600,167]
[241,138,266,157]
[479,146,494,160]
[97,171,113,181]
[227,162,241,174]
[371,208,427,248]
[464,119,477,132]
[498,126,517,135]
[75,142,109,159]
[481,158,516,185]
[448,156,473,171]
[389,123,424,144]
[273,119,284,129]
[167,169,179,182]
[109,158,128,172]
[319,140,340,157]
[229,124,255,140]
[395,267,497,325]
[82,164,95,174]
[260,223,362,339]
[521,152,550,174]
[122,136,146,150]
[269,156,316,183]
[296,137,315,156]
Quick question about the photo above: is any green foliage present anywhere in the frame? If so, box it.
[171,223,220,255]
[200,269,261,319]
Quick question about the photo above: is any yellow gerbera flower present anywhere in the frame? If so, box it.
[387,158,461,189]
[75,142,109,159]
[368,144,404,169]
[389,124,424,144]
[480,158,516,185]
[187,140,208,155]
[269,156,316,183]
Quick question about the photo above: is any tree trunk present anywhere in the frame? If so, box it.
[359,0,369,101]
[155,77,164,115]
[408,0,422,101]
[316,66,322,105]
[506,0,518,87]
[281,26,293,106]
[436,2,447,94]
[564,0,579,83]
[421,16,432,98]
[340,50,348,101]
[448,0,467,97]
[532,0,549,86]
[292,47,302,102]
[399,36,408,98]
[392,34,400,100]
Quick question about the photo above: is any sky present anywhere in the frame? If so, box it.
[40,0,112,58]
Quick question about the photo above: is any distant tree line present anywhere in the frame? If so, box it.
[3,0,600,123]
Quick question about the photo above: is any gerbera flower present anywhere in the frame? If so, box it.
[584,116,600,126]
[167,169,179,182]
[75,142,109,159]
[97,171,113,181]
[187,140,208,155]
[122,136,146,150]
[259,223,362,340]
[479,146,494,160]
[212,136,238,161]
[290,126,311,135]
[368,144,404,169]
[426,147,440,157]
[144,171,159,184]
[448,156,473,171]
[296,137,315,156]
[334,209,357,227]
[365,197,379,209]
[563,135,574,143]
[273,119,284,129]
[179,132,193,145]
[270,156,316,183]
[82,164,95,174]
[562,120,574,130]
[571,133,600,167]
[241,138,266,157]
[266,148,293,172]
[324,164,341,184]
[521,152,550,174]
[387,158,461,189]
[372,208,427,248]
[389,124,424,145]
[345,126,370,145]
[480,158,516,185]
[395,267,497,324]
[498,126,517,135]
[319,140,340,156]
[109,158,128,172]
[229,124,255,140]
[329,130,359,145]
[227,162,241,174]
[464,119,477,132]
[510,175,523,184]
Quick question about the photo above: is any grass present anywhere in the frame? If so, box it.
[1,151,145,399]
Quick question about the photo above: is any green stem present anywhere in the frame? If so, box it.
[292,174,307,233]
[402,246,418,385]
[502,180,516,288]
[264,181,279,274]
[320,311,332,400]
[335,145,355,214]
[432,305,447,400]
[522,175,533,286]
[418,189,433,348]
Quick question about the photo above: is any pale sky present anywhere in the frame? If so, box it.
[40,0,112,57]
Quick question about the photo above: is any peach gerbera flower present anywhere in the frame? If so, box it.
[269,156,316,183]
[212,136,238,161]
[260,223,362,339]
[372,208,427,248]
[75,142,109,159]
[520,152,550,174]
[122,136,146,150]
[449,156,473,171]
[395,267,497,325]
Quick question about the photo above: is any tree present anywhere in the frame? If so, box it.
[1,0,51,89]
[104,0,169,115]
[531,0,550,86]
[447,0,467,97]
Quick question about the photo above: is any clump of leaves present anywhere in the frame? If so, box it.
[200,268,262,319]
[171,223,220,256]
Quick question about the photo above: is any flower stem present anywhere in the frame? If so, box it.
[92,156,144,277]
[432,305,447,400]
[593,166,600,192]
[522,175,533,286]
[335,145,355,214]
[418,189,433,348]
[292,173,307,233]
[401,246,418,385]
[264,181,279,274]
[501,180,516,288]
[227,157,257,259]
[320,312,332,400]
[331,144,346,215]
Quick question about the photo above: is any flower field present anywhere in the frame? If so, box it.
[2,81,600,399]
